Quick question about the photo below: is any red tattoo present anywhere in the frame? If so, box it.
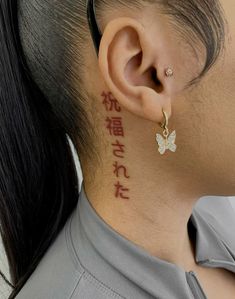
[101,91,121,112]
[114,181,130,199]
[113,161,130,178]
[111,140,125,158]
[105,117,124,137]
[101,90,130,199]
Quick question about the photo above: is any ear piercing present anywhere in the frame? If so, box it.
[155,109,177,155]
[165,67,174,77]
[154,68,175,155]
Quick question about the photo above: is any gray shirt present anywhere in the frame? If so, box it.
[16,182,235,299]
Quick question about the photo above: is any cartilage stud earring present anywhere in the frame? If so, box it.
[165,67,174,77]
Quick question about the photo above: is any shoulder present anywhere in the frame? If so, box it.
[193,195,235,239]
[15,206,123,299]
[192,196,235,264]
[15,208,84,299]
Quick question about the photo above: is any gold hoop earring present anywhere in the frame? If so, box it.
[156,109,177,155]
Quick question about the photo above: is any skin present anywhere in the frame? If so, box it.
[78,0,235,296]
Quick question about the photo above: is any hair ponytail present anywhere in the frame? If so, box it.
[0,0,80,297]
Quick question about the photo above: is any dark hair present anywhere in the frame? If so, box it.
[0,0,226,297]
[0,0,80,297]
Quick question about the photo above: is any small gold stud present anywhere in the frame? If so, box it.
[165,67,174,77]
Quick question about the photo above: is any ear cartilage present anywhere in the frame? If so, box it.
[165,67,174,77]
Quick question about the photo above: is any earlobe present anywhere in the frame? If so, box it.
[98,16,173,123]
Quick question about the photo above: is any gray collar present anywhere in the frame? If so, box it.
[70,182,235,298]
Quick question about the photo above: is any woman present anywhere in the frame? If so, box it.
[0,0,235,298]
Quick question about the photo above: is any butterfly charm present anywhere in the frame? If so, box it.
[156,130,177,155]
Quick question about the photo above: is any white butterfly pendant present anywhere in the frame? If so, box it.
[156,130,177,155]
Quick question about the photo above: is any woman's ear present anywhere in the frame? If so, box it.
[98,16,182,123]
